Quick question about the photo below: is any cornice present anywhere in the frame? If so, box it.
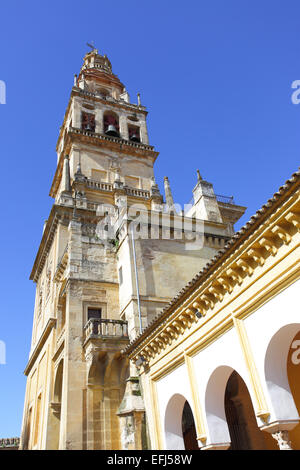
[124,168,300,361]
[24,318,56,376]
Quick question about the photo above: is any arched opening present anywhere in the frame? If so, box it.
[287,330,300,448]
[225,371,273,450]
[22,406,32,450]
[128,125,140,143]
[81,111,95,132]
[205,365,274,449]
[98,87,110,99]
[104,112,120,137]
[86,353,129,450]
[164,394,198,450]
[264,324,300,449]
[48,360,64,450]
[182,401,198,450]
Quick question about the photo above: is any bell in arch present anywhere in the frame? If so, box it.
[105,124,119,137]
[130,133,140,142]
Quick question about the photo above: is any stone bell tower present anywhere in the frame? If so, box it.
[20,48,246,450]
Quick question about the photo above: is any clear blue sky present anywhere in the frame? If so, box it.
[0,0,300,437]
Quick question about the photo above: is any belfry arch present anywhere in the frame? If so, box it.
[86,352,129,449]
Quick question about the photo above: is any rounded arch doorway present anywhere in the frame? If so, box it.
[164,393,198,450]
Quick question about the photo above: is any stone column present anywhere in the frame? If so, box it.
[86,385,94,450]
[72,98,81,129]
[261,420,299,450]
[139,120,149,145]
[95,109,104,134]
[119,114,129,140]
[117,376,146,450]
[271,431,292,450]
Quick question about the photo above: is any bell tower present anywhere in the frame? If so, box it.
[20,48,246,450]
[51,47,158,208]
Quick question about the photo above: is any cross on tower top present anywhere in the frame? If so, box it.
[86,41,97,52]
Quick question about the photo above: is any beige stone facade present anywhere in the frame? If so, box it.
[20,49,245,450]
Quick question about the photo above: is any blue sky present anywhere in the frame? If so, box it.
[0,0,300,437]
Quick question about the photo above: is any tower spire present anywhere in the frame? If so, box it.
[164,176,175,209]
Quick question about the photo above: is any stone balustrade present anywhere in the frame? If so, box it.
[125,187,150,198]
[87,180,113,192]
[84,318,128,342]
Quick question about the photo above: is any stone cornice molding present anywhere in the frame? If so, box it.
[124,169,300,362]
[24,318,56,376]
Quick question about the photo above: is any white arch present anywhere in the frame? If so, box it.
[164,393,194,450]
[204,365,233,445]
[264,323,300,422]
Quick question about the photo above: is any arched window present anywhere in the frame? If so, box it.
[128,125,140,143]
[98,88,110,99]
[104,112,120,137]
[81,112,95,132]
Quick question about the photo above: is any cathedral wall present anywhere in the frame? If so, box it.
[134,203,300,450]
[69,144,154,189]
[134,238,218,301]
[21,335,53,449]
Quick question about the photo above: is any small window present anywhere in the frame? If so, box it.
[119,266,123,285]
[104,112,120,137]
[128,125,140,142]
[87,308,102,321]
[81,112,95,132]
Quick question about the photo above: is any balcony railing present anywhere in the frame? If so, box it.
[84,318,128,342]
[216,194,235,205]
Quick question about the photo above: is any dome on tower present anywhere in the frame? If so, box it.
[76,47,125,98]
[81,49,113,75]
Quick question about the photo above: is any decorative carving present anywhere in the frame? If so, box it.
[226,267,243,285]
[285,211,300,230]
[236,258,254,275]
[271,224,292,244]
[271,430,293,450]
[82,223,96,237]
[208,283,224,302]
[200,293,215,310]
[218,275,234,293]
[258,236,278,256]
[247,248,266,266]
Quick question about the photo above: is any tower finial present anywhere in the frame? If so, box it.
[197,169,203,182]
[164,176,175,210]
[86,41,97,52]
